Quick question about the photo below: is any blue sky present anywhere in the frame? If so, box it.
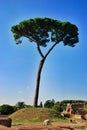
[0,0,87,106]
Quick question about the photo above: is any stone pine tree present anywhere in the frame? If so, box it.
[11,17,79,107]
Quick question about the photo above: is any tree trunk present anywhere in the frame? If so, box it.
[33,58,45,107]
[33,42,57,107]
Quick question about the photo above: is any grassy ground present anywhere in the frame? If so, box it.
[9,107,69,126]
[9,107,86,130]
[9,107,57,120]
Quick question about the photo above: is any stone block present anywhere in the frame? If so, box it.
[0,117,12,127]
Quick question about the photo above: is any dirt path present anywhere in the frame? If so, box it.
[0,122,86,130]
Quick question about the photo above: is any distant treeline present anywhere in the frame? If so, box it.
[0,100,87,115]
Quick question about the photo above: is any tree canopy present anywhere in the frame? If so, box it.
[11,17,78,49]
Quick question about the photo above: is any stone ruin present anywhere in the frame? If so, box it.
[61,102,87,119]
[43,119,51,126]
[0,117,12,127]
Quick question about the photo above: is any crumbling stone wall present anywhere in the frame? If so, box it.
[61,103,87,119]
[71,103,85,114]
[0,117,12,127]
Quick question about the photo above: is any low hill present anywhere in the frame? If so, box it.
[9,107,58,122]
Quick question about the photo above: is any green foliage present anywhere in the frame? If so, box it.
[61,100,86,104]
[52,100,86,116]
[26,105,32,108]
[52,102,65,115]
[39,101,43,108]
[16,102,26,110]
[0,104,15,115]
[44,99,55,108]
[11,17,79,47]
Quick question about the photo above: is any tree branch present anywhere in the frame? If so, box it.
[44,42,57,59]
[37,44,44,58]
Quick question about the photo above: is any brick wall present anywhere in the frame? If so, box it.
[0,117,12,127]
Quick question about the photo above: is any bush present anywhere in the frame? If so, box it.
[0,104,15,115]
[16,101,26,109]
[44,99,55,108]
[52,102,65,116]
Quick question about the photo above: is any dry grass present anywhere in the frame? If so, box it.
[9,108,86,129]
[9,108,58,126]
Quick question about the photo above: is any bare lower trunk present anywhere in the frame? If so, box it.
[33,58,45,107]
[33,42,57,107]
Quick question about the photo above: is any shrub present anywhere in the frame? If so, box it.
[0,104,15,115]
[44,99,55,108]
